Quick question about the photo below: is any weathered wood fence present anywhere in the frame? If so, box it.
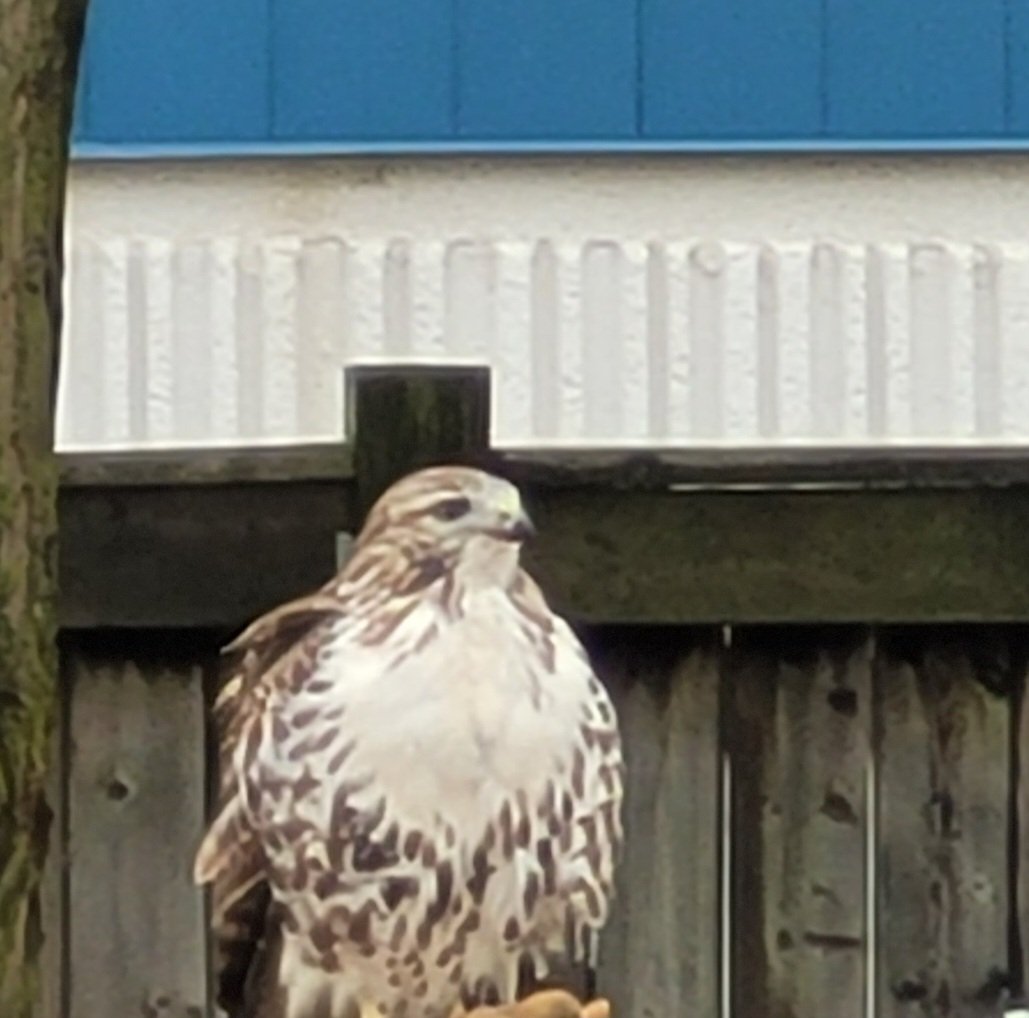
[45,366,1029,1018]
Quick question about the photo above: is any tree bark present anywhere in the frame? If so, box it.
[0,2,87,1015]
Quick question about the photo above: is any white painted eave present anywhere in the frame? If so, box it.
[57,156,1029,452]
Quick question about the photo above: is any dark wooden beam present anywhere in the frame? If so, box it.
[58,476,1029,628]
[522,485,1029,623]
[58,479,353,629]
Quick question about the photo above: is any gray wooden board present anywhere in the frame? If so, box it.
[729,627,872,1018]
[874,629,1011,1017]
[58,440,1029,493]
[66,640,208,1018]
[1019,651,1029,998]
[594,627,722,1018]
[60,444,353,489]
[42,625,1022,1018]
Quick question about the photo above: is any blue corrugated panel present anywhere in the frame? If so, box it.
[1007,1,1029,134]
[642,0,823,138]
[67,0,1029,151]
[826,0,1006,137]
[457,0,637,138]
[271,0,454,140]
[80,0,270,142]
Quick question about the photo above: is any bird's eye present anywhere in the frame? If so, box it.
[432,496,472,522]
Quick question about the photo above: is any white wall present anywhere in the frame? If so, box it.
[58,155,1029,451]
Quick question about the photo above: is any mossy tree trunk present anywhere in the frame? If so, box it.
[0,2,87,1015]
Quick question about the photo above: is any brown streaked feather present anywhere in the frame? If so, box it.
[198,589,348,1017]
[194,797,257,886]
[223,592,347,657]
[213,592,347,789]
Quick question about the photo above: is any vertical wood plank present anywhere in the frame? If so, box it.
[595,627,722,1018]
[875,629,1011,1017]
[730,627,872,1018]
[67,641,207,1018]
[1017,645,1029,998]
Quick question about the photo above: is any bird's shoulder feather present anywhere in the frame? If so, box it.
[195,585,347,1017]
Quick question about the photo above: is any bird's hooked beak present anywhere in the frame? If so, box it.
[493,487,537,542]
[505,508,537,542]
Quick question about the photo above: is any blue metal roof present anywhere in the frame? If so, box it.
[72,0,1027,154]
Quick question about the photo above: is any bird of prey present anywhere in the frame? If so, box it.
[194,466,624,1018]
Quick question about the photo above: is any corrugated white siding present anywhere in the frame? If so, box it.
[57,160,1029,451]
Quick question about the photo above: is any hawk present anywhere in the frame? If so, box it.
[194,466,624,1018]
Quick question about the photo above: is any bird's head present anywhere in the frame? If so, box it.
[351,466,535,586]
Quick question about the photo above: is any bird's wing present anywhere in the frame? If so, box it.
[194,590,346,1018]
[510,570,625,965]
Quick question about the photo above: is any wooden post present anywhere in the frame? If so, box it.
[345,364,493,523]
